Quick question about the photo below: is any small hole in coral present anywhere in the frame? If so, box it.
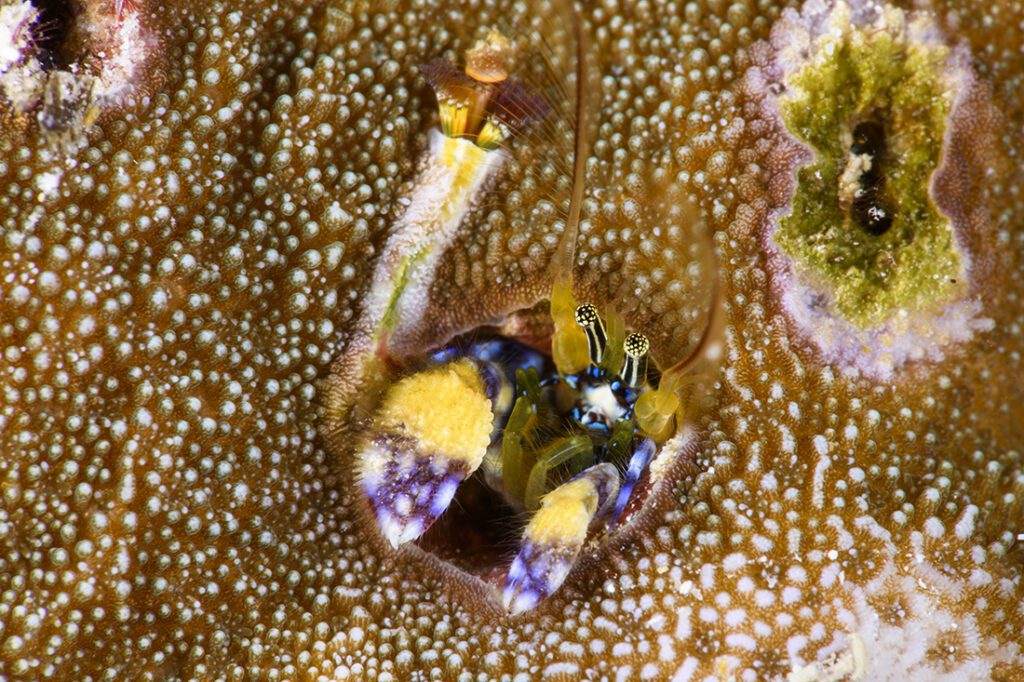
[848,119,895,236]
[31,0,76,70]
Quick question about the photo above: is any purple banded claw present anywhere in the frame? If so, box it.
[357,359,494,548]
[503,462,619,615]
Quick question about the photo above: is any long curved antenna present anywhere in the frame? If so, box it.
[662,225,721,378]
[548,5,589,280]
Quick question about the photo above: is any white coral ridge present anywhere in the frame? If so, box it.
[93,10,147,104]
[781,280,994,381]
[787,633,867,681]
[0,2,37,75]
[0,1,45,114]
[764,0,992,381]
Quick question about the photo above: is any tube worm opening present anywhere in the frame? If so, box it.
[845,118,895,237]
[749,0,999,379]
[32,0,76,69]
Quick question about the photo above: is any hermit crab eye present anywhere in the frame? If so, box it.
[573,303,607,366]
[620,332,650,388]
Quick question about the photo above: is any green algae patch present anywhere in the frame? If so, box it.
[776,7,965,327]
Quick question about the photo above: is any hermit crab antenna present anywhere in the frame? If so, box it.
[574,303,606,366]
[620,333,650,388]
[662,227,722,379]
[548,4,589,280]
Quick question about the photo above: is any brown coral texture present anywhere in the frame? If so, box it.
[0,0,1022,680]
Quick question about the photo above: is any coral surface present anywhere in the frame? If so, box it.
[1,0,1022,680]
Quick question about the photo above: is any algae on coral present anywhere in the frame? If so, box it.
[776,6,965,327]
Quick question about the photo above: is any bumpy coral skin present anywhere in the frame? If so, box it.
[1,1,1022,681]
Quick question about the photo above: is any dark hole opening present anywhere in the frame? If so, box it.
[849,119,895,236]
[32,0,76,70]
[417,476,522,585]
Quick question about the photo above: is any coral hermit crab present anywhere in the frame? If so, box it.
[353,17,718,615]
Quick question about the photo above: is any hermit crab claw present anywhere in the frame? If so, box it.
[503,463,619,615]
[357,359,494,548]
[360,441,467,548]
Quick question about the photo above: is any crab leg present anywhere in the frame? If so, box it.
[610,438,656,525]
[503,463,619,615]
[522,435,594,511]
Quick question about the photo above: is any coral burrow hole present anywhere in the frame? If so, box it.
[29,0,75,66]
[775,4,966,327]
[846,118,893,236]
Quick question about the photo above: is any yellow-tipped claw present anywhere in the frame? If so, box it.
[523,435,594,511]
[503,463,619,615]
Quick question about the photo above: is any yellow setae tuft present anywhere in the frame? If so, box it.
[376,359,494,466]
[525,477,599,546]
